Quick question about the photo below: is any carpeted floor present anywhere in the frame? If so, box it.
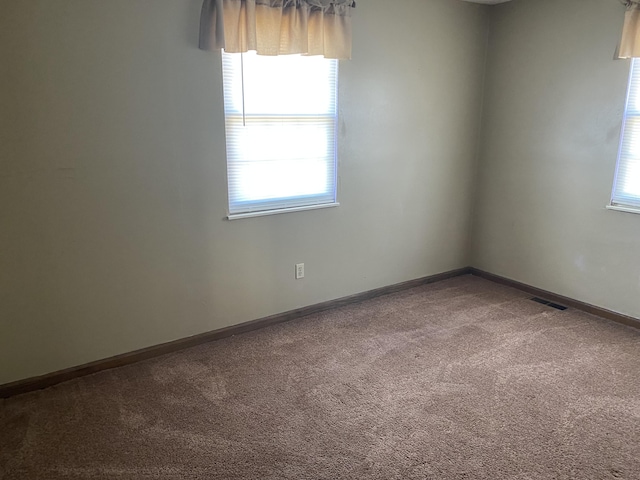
[1,275,640,479]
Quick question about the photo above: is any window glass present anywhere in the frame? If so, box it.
[222,51,338,217]
[612,58,640,210]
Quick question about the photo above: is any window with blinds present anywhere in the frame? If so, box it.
[612,58,640,211]
[221,51,339,218]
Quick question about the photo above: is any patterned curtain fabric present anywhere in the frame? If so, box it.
[199,0,355,60]
[619,1,640,58]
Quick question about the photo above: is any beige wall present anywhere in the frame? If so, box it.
[472,0,640,318]
[0,0,489,384]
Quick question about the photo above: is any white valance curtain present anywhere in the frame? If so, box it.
[619,1,640,58]
[199,0,355,60]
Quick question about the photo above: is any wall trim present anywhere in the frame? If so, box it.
[0,267,470,399]
[469,268,640,330]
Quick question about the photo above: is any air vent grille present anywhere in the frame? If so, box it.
[531,297,568,311]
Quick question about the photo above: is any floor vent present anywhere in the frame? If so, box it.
[531,297,568,311]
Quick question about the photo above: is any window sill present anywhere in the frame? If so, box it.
[228,202,340,220]
[605,204,640,215]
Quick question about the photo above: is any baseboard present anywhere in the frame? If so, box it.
[469,268,640,330]
[0,267,471,399]
[6,266,637,399]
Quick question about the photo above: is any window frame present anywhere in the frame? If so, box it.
[221,51,340,220]
[609,58,640,215]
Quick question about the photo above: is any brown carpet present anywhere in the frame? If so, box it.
[1,275,640,479]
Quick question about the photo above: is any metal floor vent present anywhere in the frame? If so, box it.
[531,297,568,311]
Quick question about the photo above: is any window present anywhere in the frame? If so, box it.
[221,51,339,219]
[611,58,640,213]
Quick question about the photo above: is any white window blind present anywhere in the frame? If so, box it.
[221,51,338,217]
[612,58,640,210]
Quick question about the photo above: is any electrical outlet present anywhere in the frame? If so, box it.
[295,263,304,279]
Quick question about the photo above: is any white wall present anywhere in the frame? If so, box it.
[0,0,489,384]
[472,0,640,318]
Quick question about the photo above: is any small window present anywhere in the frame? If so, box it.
[611,58,640,212]
[221,51,339,219]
